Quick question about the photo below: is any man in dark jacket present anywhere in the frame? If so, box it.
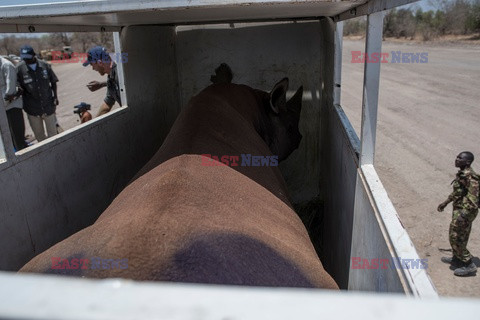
[17,45,59,142]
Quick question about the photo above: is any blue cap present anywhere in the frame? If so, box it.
[83,46,110,67]
[74,102,91,109]
[20,45,35,59]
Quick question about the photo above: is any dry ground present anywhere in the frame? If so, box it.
[341,40,480,297]
[20,41,480,297]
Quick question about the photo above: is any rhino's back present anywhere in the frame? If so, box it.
[20,155,337,289]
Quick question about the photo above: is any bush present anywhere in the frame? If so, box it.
[384,8,416,39]
[466,0,480,32]
[343,17,366,36]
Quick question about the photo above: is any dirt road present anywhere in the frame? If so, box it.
[341,40,480,297]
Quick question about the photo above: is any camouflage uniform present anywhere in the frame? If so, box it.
[444,168,479,263]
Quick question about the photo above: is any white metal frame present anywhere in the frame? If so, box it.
[0,0,364,33]
[333,21,343,106]
[359,165,438,297]
[113,32,128,107]
[334,3,437,296]
[0,272,471,320]
[334,0,418,21]
[359,11,384,167]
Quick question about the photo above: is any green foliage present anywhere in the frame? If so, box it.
[343,17,366,36]
[466,0,480,31]
[342,0,480,40]
[380,0,479,40]
[0,32,114,56]
[432,10,447,34]
[384,8,416,38]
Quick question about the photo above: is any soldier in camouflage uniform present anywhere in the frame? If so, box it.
[438,151,479,276]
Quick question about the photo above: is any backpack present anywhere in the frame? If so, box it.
[472,170,480,206]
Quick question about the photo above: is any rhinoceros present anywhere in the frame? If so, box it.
[20,64,338,289]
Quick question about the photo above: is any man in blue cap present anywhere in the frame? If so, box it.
[83,46,121,116]
[16,44,59,142]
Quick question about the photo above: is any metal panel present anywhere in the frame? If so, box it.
[359,11,384,166]
[0,0,367,31]
[333,21,343,106]
[113,32,127,107]
[320,102,360,289]
[319,18,360,288]
[0,271,465,320]
[0,25,120,33]
[349,165,438,297]
[334,0,419,22]
[349,169,409,293]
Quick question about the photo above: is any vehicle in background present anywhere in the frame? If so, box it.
[62,46,73,59]
[40,46,73,61]
[39,49,53,61]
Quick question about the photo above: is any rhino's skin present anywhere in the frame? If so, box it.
[20,69,338,289]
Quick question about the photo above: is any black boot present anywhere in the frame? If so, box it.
[441,256,463,267]
[454,260,477,276]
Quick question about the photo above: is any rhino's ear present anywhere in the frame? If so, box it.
[287,85,303,117]
[269,78,289,114]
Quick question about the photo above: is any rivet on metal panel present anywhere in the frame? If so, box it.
[28,25,35,32]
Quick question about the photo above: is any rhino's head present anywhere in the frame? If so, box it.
[258,78,303,162]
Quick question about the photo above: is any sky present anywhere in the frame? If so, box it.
[408,0,438,11]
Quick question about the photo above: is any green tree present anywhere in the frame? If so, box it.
[466,0,480,32]
[72,32,97,52]
[444,0,471,34]
[384,8,416,38]
[48,32,71,47]
[432,10,447,35]
[0,35,17,55]
[343,17,366,36]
